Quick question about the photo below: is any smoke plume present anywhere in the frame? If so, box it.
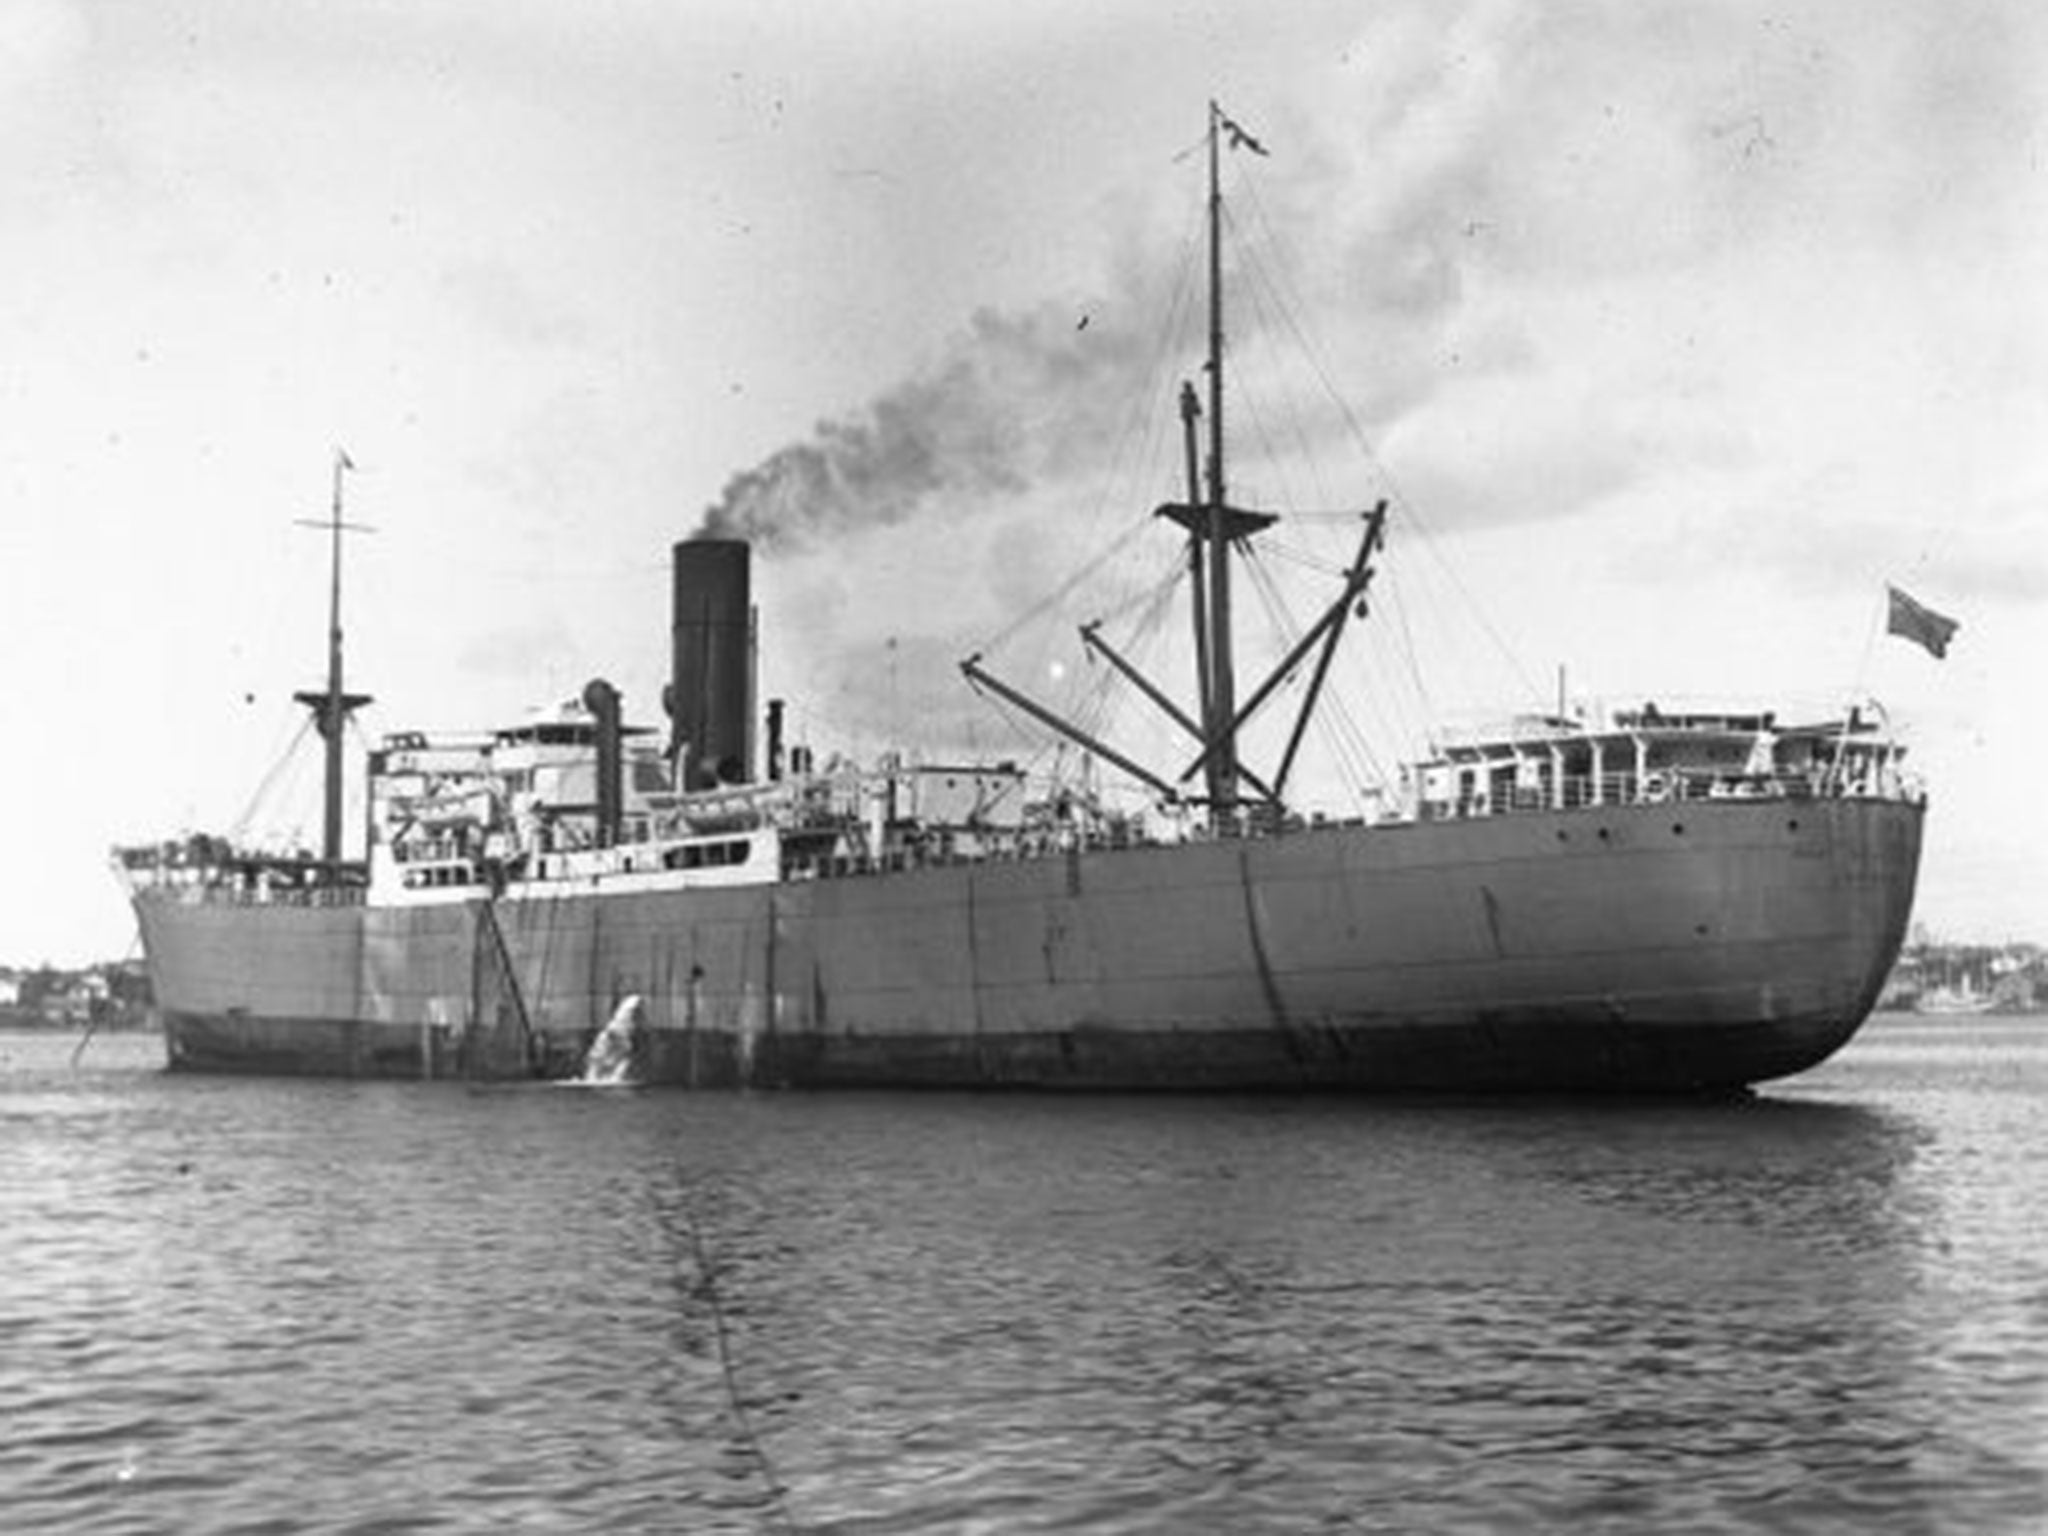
[694,302,1164,552]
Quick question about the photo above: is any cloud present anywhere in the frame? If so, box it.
[1647,500,2048,608]
[440,260,590,350]
[806,629,1002,757]
[453,616,578,684]
[701,0,2048,747]
[0,0,86,90]
[1332,0,2039,273]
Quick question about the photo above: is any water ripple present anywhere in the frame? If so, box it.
[3,1025,2045,1532]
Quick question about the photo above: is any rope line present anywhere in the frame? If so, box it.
[228,713,317,843]
[677,1190,801,1534]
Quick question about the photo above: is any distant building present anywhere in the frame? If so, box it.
[0,962,151,1028]
[1883,936,2046,1015]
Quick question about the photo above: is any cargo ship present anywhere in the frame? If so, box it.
[115,106,1924,1091]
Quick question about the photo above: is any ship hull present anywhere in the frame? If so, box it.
[137,796,1923,1093]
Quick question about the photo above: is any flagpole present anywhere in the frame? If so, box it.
[1847,584,1885,700]
[1828,587,1887,793]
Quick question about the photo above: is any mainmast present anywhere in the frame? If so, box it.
[966,103,1389,828]
[293,449,372,871]
[1203,99,1239,818]
[1148,105,1277,825]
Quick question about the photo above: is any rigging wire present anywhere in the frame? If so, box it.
[1376,547,1447,753]
[1006,188,1211,666]
[975,517,1154,660]
[1243,545,1369,792]
[1224,201,1328,518]
[228,713,318,845]
[1241,541,1397,804]
[1233,169,1553,720]
[1078,552,1188,754]
[975,177,1208,668]
[973,130,1562,806]
[1215,180,1411,802]
[962,194,1223,801]
[1208,169,1417,797]
[1239,240,1345,514]
[671,1184,802,1536]
[1258,535,1355,582]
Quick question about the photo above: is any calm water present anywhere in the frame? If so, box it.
[3,1016,2044,1534]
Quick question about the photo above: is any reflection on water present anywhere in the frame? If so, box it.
[2,1018,2043,1533]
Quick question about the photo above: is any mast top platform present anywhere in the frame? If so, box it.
[1153,501,1277,540]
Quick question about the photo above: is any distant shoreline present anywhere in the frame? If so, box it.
[0,1008,157,1034]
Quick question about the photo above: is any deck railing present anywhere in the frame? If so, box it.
[117,755,1923,910]
[1419,765,1919,820]
[129,878,367,909]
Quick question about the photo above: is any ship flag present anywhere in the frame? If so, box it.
[1217,109,1268,156]
[1885,585,1959,659]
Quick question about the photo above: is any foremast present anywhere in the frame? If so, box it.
[292,448,373,875]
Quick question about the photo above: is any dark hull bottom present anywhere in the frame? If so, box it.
[160,1009,1862,1095]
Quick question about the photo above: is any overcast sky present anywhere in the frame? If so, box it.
[4,0,2043,963]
